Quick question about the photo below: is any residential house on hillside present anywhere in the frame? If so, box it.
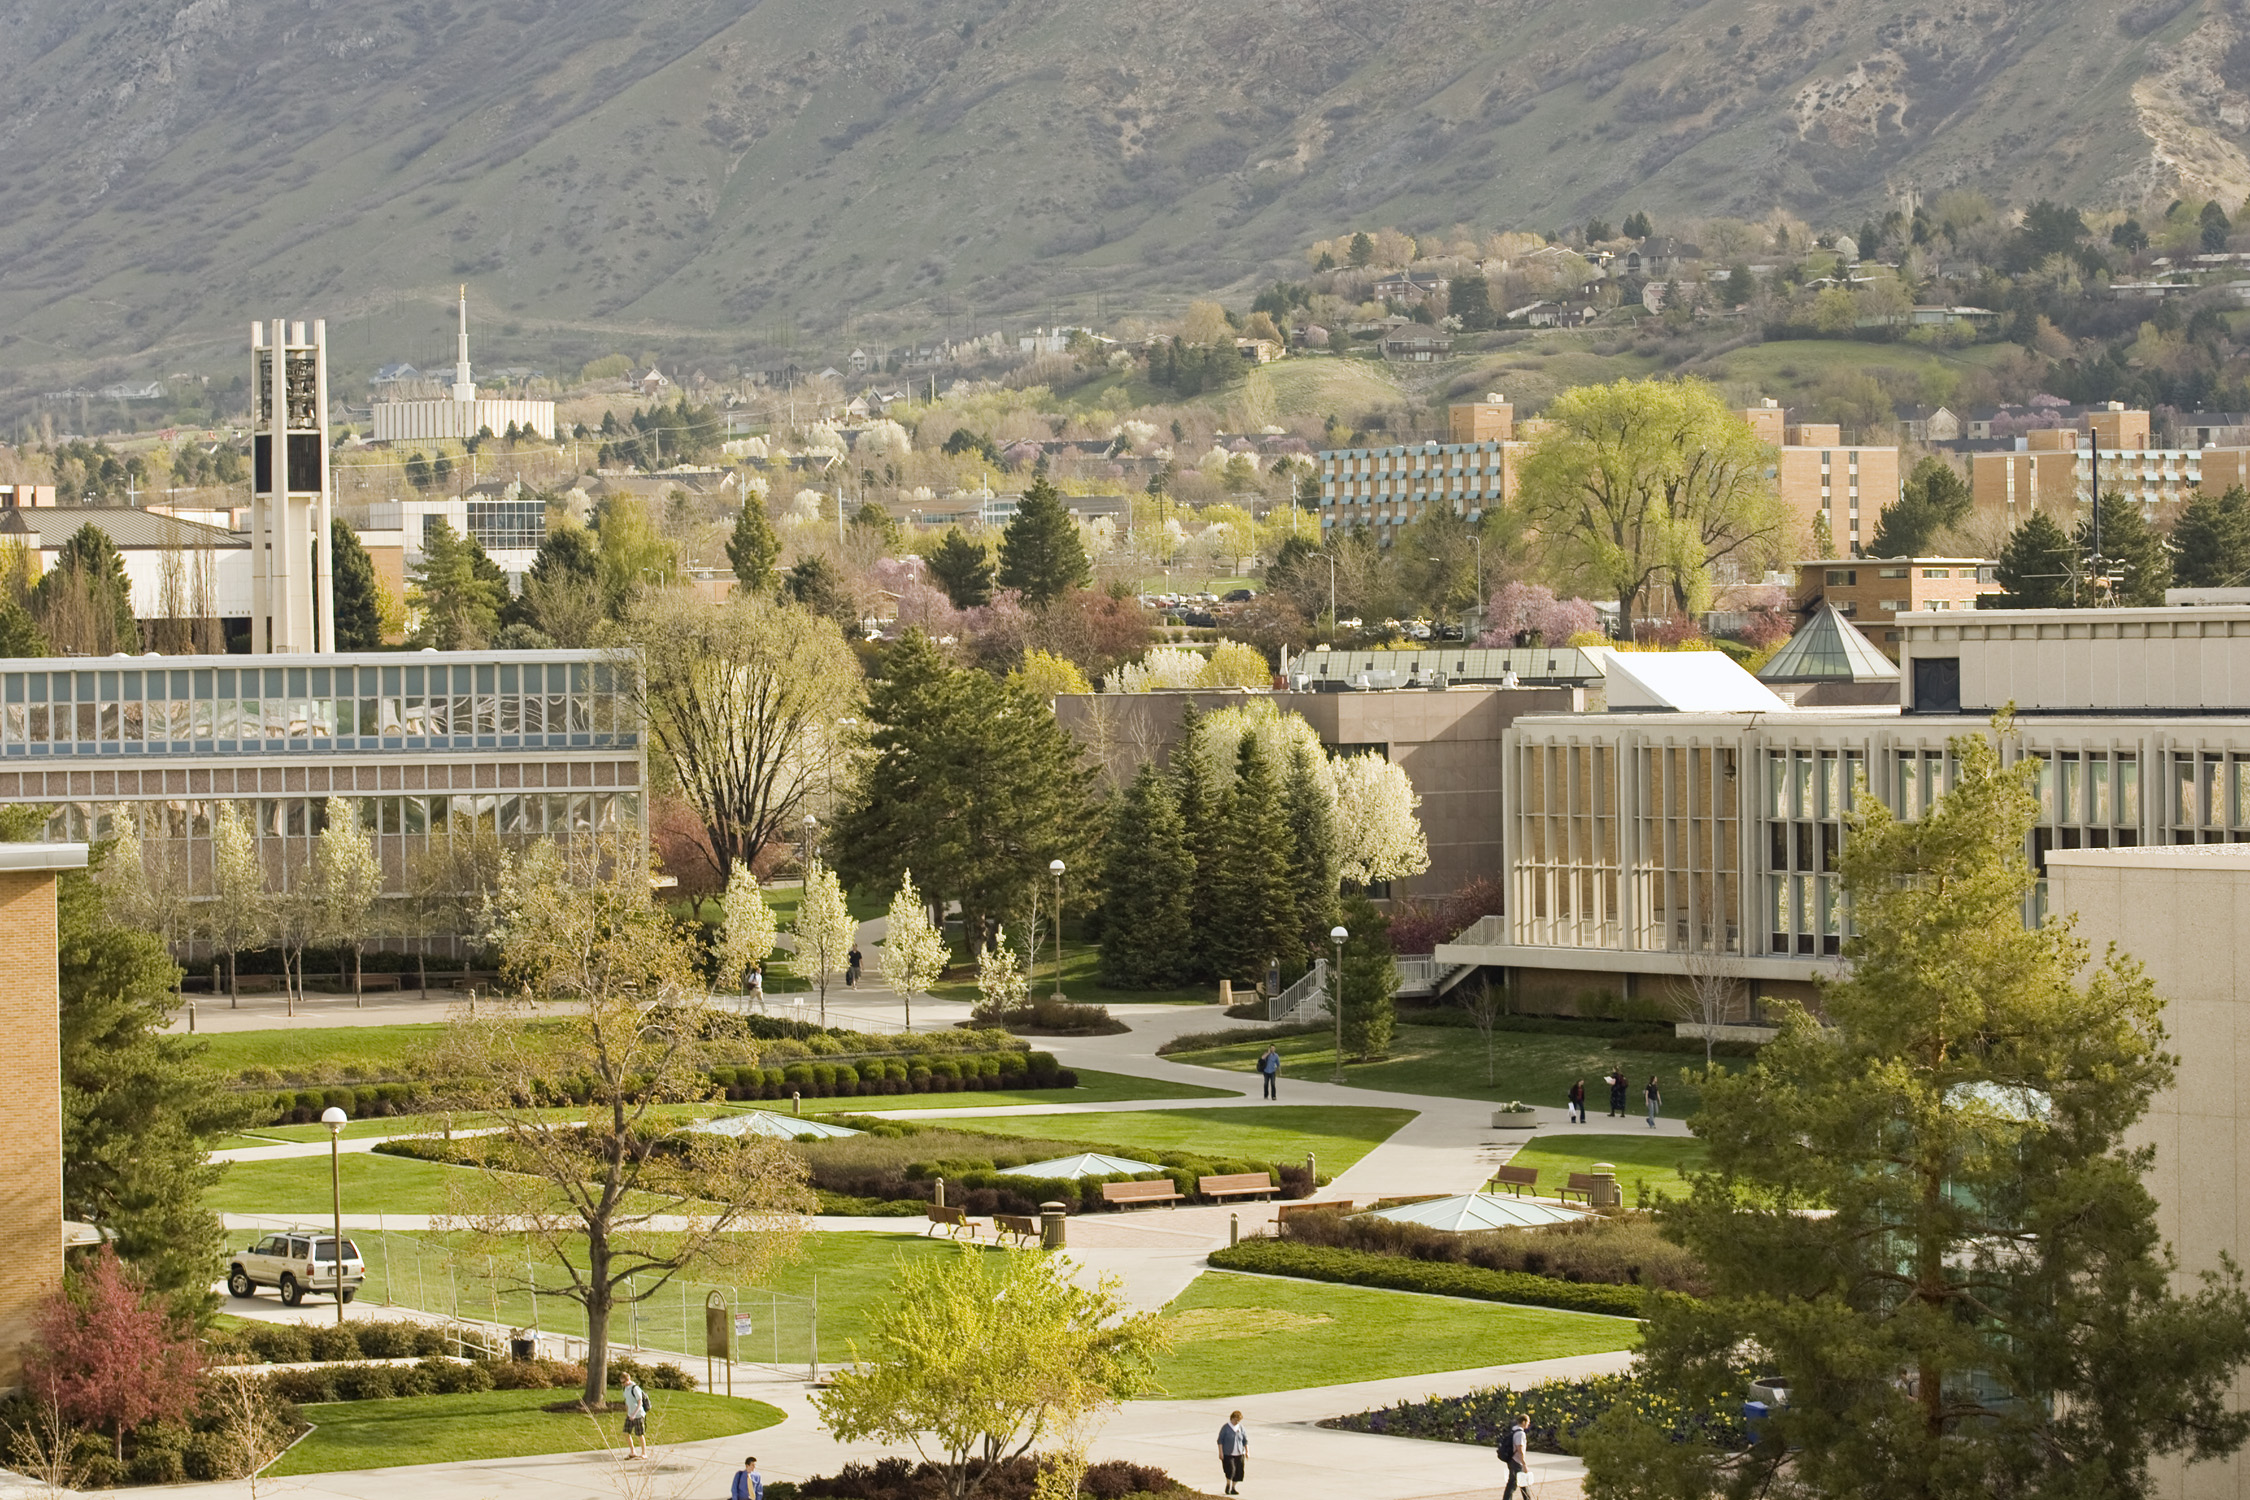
[1508,301,1598,328]
[1372,271,1450,305]
[1898,405,1961,443]
[634,368,671,397]
[1625,237,1699,278]
[1380,329,1453,362]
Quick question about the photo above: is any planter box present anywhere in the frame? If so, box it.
[1491,1111,1539,1130]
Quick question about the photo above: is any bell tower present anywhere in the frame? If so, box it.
[249,318,335,653]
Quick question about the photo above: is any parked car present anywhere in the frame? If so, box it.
[1221,588,1254,603]
[228,1229,365,1307]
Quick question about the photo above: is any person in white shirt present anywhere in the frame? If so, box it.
[1217,1411,1249,1495]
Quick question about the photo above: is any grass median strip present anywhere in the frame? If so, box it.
[1153,1269,1639,1399]
[1503,1136,1705,1205]
[1208,1239,1648,1319]
[932,1106,1414,1177]
[270,1388,784,1475]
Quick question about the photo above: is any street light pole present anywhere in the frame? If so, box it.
[801,813,818,875]
[322,1106,348,1324]
[1329,926,1348,1084]
[1048,859,1067,1000]
[1327,554,1337,644]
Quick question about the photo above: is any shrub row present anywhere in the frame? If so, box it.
[211,1318,454,1364]
[254,1355,694,1406]
[807,1156,1311,1217]
[1324,1370,1746,1455]
[251,1051,1073,1122]
[787,1455,1187,1500]
[1208,1239,1647,1319]
[1277,1207,1708,1295]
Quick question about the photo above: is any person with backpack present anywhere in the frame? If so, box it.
[846,945,862,987]
[1498,1412,1530,1500]
[730,1457,762,1500]
[621,1374,650,1459]
[1257,1046,1281,1101]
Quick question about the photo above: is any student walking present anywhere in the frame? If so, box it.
[1217,1410,1249,1495]
[1497,1413,1530,1500]
[845,946,862,987]
[621,1374,650,1459]
[1258,1046,1280,1100]
[1607,1069,1628,1117]
[748,964,764,1010]
[730,1458,763,1500]
[1567,1079,1586,1124]
[1644,1075,1662,1128]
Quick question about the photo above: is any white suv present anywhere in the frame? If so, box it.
[227,1231,365,1307]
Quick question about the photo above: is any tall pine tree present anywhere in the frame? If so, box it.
[2171,484,2250,588]
[1283,741,1341,960]
[1097,764,1195,989]
[1336,891,1397,1061]
[726,493,779,591]
[1208,735,1303,985]
[2080,492,2171,606]
[926,527,995,608]
[1993,510,2077,607]
[996,473,1091,606]
[1170,708,1227,983]
[330,518,385,649]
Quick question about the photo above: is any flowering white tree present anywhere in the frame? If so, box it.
[311,796,383,1002]
[717,866,778,1003]
[877,872,948,1030]
[1333,752,1431,886]
[972,926,1029,1025]
[857,419,912,461]
[791,866,857,1026]
[1194,700,1331,795]
[1104,646,1206,693]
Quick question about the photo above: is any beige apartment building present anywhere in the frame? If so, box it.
[1740,400,1903,557]
[1792,557,1999,654]
[0,843,88,1388]
[1318,399,1524,543]
[1970,403,2246,514]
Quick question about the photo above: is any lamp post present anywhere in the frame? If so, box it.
[1329,926,1348,1084]
[1048,859,1067,1000]
[801,814,818,874]
[1326,552,1338,644]
[321,1106,348,1325]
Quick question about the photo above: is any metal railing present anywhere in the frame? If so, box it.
[1268,959,1331,1025]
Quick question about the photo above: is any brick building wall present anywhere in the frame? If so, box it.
[0,848,85,1388]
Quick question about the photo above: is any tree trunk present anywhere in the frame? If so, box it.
[581,1245,612,1410]
[228,950,238,1005]
[417,947,427,998]
[354,945,364,1006]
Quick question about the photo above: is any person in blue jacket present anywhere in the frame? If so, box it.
[1217,1410,1249,1494]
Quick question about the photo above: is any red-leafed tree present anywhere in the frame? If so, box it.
[21,1248,203,1459]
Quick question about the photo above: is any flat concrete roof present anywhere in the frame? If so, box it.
[0,843,88,871]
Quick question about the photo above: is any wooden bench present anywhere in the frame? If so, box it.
[1099,1179,1184,1210]
[1490,1166,1540,1197]
[1199,1172,1277,1203]
[993,1213,1042,1246]
[1276,1200,1350,1224]
[1557,1172,1597,1206]
[924,1204,977,1238]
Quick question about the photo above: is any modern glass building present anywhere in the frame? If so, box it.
[0,648,645,946]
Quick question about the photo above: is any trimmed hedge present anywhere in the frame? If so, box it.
[1208,1239,1646,1319]
[1324,1370,1746,1455]
[252,1355,695,1406]
[212,1318,454,1364]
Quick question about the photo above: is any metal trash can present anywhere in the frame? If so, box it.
[509,1335,536,1362]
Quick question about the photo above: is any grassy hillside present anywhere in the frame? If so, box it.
[0,0,2226,389]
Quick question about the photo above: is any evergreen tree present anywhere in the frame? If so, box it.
[1586,718,2250,1500]
[726,493,779,592]
[2170,485,2250,588]
[834,631,1098,954]
[1097,764,1195,989]
[1622,209,1653,240]
[996,474,1091,606]
[925,527,994,608]
[506,521,605,643]
[1283,741,1341,954]
[2204,198,2233,253]
[1336,892,1397,1061]
[1170,708,1227,983]
[330,518,384,650]
[785,555,859,632]
[2080,493,2171,606]
[1722,264,1755,306]
[1993,510,2078,607]
[1448,274,1495,332]
[1208,736,1302,985]
[33,523,138,653]
[57,831,244,1309]
[408,519,504,648]
[1868,457,1973,559]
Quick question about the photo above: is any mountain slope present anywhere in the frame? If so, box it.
[1,0,2243,380]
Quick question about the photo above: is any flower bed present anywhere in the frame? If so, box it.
[781,1455,1198,1500]
[1207,1240,1646,1318]
[1323,1371,1745,1455]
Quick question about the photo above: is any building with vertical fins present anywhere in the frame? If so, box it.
[370,288,556,444]
[250,317,336,653]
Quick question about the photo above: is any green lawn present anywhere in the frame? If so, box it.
[231,1101,734,1144]
[928,942,1219,1006]
[935,1106,1414,1176]
[1503,1136,1706,1206]
[1167,1025,1712,1118]
[1153,1271,1639,1398]
[272,1388,784,1475]
[341,1231,986,1367]
[209,1152,482,1216]
[811,1068,1234,1114]
[196,1023,454,1084]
